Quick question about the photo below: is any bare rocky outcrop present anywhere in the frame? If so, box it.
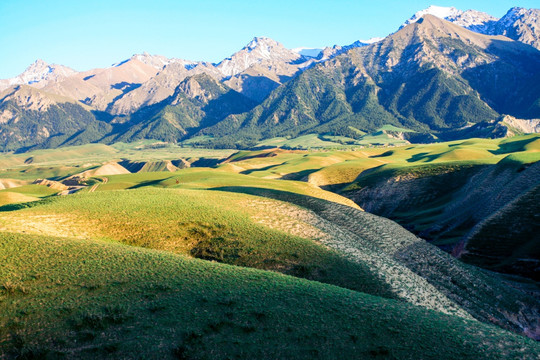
[119,159,190,173]
[0,178,27,190]
[33,179,69,191]
[502,115,540,134]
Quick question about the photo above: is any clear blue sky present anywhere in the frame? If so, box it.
[0,0,537,78]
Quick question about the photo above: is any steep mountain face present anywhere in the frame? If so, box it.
[109,61,225,115]
[215,37,306,77]
[108,62,193,115]
[110,38,313,113]
[126,52,197,70]
[198,15,540,147]
[489,7,540,50]
[403,5,497,33]
[316,38,384,61]
[42,58,160,112]
[0,59,77,91]
[404,6,540,50]
[109,73,256,143]
[449,10,499,33]
[0,85,110,151]
[217,37,317,102]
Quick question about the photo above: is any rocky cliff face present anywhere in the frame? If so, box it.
[489,7,540,49]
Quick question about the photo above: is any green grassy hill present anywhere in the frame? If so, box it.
[2,231,539,359]
[1,135,539,356]
[1,167,538,338]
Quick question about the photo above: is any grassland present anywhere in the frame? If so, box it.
[2,232,539,359]
[0,134,539,357]
[220,136,540,186]
[1,166,538,337]
[212,136,539,264]
[0,184,60,206]
[254,129,410,149]
[0,184,389,299]
[0,142,235,178]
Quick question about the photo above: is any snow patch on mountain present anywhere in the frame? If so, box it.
[403,6,463,27]
[292,47,323,58]
[402,5,497,33]
[404,5,539,49]
[0,60,77,91]
[216,37,303,77]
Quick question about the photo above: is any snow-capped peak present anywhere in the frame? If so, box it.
[402,5,499,33]
[1,59,77,89]
[216,37,302,77]
[403,5,463,27]
[244,37,281,51]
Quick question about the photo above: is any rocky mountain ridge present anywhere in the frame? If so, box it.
[0,6,539,151]
[404,5,540,49]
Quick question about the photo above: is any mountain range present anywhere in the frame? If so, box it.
[0,5,539,151]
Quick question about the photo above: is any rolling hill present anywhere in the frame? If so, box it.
[2,230,539,359]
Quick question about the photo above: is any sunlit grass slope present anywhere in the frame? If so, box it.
[2,169,537,337]
[0,184,59,206]
[0,142,235,180]
[0,184,387,299]
[224,135,540,188]
[1,232,539,359]
[0,192,39,207]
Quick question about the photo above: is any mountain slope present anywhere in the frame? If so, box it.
[404,6,540,50]
[215,37,306,77]
[489,7,540,50]
[110,73,256,143]
[217,37,316,102]
[108,61,225,115]
[0,85,111,151]
[198,15,540,147]
[0,59,77,91]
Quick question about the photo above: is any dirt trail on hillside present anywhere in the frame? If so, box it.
[89,177,108,193]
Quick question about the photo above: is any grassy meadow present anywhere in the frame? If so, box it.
[0,134,539,358]
[2,232,538,359]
